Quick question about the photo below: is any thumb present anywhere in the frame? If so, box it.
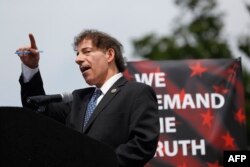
[29,33,38,50]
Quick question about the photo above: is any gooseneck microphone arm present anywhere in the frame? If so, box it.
[27,93,73,112]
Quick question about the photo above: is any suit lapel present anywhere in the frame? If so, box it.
[83,77,127,132]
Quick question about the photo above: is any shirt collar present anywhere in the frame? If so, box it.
[99,73,123,95]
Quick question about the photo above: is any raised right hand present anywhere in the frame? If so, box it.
[16,33,40,69]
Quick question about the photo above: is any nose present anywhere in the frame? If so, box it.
[75,53,84,65]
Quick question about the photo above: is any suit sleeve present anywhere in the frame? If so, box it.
[19,71,71,124]
[115,85,159,167]
[19,71,46,109]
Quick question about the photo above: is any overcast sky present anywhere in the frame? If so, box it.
[0,0,249,106]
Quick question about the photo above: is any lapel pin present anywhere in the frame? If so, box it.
[111,88,117,93]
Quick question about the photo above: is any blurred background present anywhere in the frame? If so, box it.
[0,0,249,144]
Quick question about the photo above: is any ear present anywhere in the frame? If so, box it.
[106,48,115,63]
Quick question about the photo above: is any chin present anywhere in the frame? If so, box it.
[84,79,95,86]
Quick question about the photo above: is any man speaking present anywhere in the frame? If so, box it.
[17,29,159,167]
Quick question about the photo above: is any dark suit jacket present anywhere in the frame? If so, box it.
[20,71,159,167]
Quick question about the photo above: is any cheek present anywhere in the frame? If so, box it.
[94,63,108,76]
[93,56,108,68]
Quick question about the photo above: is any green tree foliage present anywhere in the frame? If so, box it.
[132,0,250,146]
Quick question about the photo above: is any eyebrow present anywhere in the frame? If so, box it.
[76,47,91,55]
[80,47,94,52]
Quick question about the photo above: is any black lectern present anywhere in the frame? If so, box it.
[0,107,118,167]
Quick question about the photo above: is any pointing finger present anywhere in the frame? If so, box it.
[29,33,38,50]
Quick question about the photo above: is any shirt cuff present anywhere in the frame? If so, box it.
[22,64,39,83]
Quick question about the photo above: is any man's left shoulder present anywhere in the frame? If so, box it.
[125,80,154,92]
[126,80,148,87]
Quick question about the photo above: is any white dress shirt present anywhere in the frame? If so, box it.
[96,73,122,104]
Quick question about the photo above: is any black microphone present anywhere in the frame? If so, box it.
[27,92,73,106]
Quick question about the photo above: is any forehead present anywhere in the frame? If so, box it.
[77,39,94,50]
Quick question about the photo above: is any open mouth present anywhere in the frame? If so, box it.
[80,66,91,73]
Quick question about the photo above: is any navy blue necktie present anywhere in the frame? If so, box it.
[84,89,102,127]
